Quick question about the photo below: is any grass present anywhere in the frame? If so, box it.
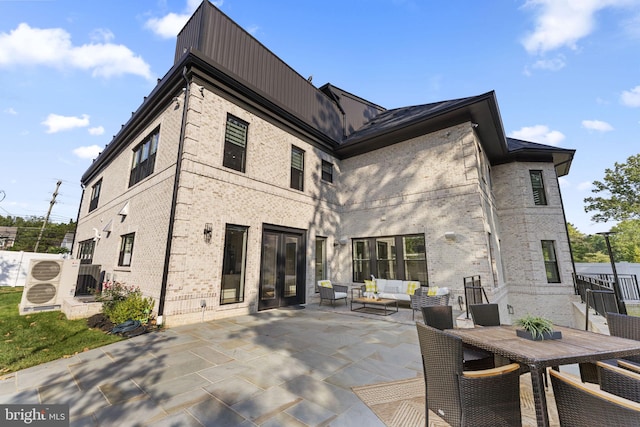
[0,286,122,375]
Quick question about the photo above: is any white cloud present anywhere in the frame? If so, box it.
[531,55,566,71]
[42,113,90,134]
[577,181,593,191]
[3,107,17,115]
[621,85,640,107]
[73,145,102,159]
[89,28,115,43]
[582,119,613,131]
[521,0,633,54]
[508,125,565,146]
[145,0,212,39]
[0,23,152,80]
[88,126,105,136]
[558,176,569,188]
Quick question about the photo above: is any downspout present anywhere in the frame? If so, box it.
[71,184,85,259]
[157,66,190,324]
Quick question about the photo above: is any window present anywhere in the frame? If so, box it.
[129,129,159,187]
[89,179,102,212]
[315,237,327,292]
[223,114,248,172]
[541,240,560,283]
[221,225,248,304]
[77,239,95,264]
[530,170,547,205]
[118,233,135,267]
[290,146,304,190]
[353,234,428,285]
[321,160,333,183]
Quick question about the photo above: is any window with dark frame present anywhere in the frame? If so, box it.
[77,239,95,264]
[541,240,560,283]
[118,233,135,267]
[89,179,102,212]
[352,234,428,285]
[223,114,248,172]
[221,224,248,304]
[321,160,333,183]
[290,146,304,190]
[530,170,547,206]
[315,237,327,292]
[129,129,159,187]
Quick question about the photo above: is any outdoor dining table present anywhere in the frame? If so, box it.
[446,324,640,427]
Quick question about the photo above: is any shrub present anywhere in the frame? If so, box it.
[95,283,154,325]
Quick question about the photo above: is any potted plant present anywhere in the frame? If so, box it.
[514,315,562,341]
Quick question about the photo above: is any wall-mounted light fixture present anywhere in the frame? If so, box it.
[507,304,514,315]
[334,237,348,247]
[204,223,213,243]
[444,231,456,241]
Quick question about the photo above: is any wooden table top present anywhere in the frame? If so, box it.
[351,297,396,305]
[446,325,640,368]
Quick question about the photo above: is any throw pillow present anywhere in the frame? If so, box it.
[406,281,419,295]
[427,286,439,296]
[319,280,332,288]
[364,280,377,293]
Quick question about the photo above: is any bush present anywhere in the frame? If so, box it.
[95,283,154,325]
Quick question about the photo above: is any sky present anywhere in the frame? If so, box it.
[1,0,640,235]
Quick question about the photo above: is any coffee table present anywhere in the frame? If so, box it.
[351,297,398,315]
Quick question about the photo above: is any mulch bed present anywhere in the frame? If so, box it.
[87,313,115,333]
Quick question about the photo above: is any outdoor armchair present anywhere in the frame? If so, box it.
[410,287,450,320]
[468,303,501,327]
[421,305,495,371]
[415,322,521,426]
[550,369,640,427]
[317,280,348,306]
[597,361,640,403]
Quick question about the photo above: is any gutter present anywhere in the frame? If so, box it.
[157,66,190,324]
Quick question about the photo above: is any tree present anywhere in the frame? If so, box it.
[610,220,640,263]
[584,153,640,222]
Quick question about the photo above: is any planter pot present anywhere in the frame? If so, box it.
[516,329,562,341]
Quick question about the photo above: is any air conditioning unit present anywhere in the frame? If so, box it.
[19,259,80,315]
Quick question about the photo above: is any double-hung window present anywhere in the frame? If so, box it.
[530,170,547,205]
[89,179,102,212]
[129,129,159,187]
[118,233,135,267]
[541,240,560,283]
[223,115,248,172]
[321,160,333,183]
[77,239,95,264]
[290,146,304,191]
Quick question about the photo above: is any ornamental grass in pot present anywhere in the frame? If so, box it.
[514,314,562,341]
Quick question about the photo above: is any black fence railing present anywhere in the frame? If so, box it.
[463,275,489,319]
[580,273,640,300]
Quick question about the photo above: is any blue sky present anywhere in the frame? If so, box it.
[1,0,639,235]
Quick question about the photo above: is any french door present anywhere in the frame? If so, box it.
[258,226,306,310]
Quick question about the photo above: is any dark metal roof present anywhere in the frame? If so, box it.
[505,137,575,177]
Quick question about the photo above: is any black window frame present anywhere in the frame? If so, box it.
[118,233,135,267]
[352,234,428,285]
[541,240,560,283]
[77,239,95,264]
[89,179,102,212]
[223,114,248,172]
[321,160,333,183]
[530,170,548,206]
[290,146,304,191]
[129,128,159,187]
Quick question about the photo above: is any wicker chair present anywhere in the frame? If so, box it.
[597,361,640,403]
[415,322,521,426]
[317,280,348,306]
[468,303,501,326]
[410,287,450,320]
[580,312,640,383]
[550,369,640,427]
[421,305,495,371]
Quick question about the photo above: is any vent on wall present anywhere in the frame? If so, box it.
[19,259,80,315]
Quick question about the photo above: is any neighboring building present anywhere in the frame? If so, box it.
[0,226,17,249]
[73,1,577,327]
[60,232,75,252]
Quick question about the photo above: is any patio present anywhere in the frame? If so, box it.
[0,297,573,426]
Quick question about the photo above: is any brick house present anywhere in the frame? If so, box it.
[73,1,577,326]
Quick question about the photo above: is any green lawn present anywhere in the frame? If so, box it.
[0,286,122,374]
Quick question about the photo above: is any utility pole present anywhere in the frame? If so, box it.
[34,180,61,253]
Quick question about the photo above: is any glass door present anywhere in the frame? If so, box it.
[259,227,305,310]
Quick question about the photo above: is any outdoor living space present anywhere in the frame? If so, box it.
[0,299,587,426]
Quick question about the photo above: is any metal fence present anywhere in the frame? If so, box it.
[463,275,489,318]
